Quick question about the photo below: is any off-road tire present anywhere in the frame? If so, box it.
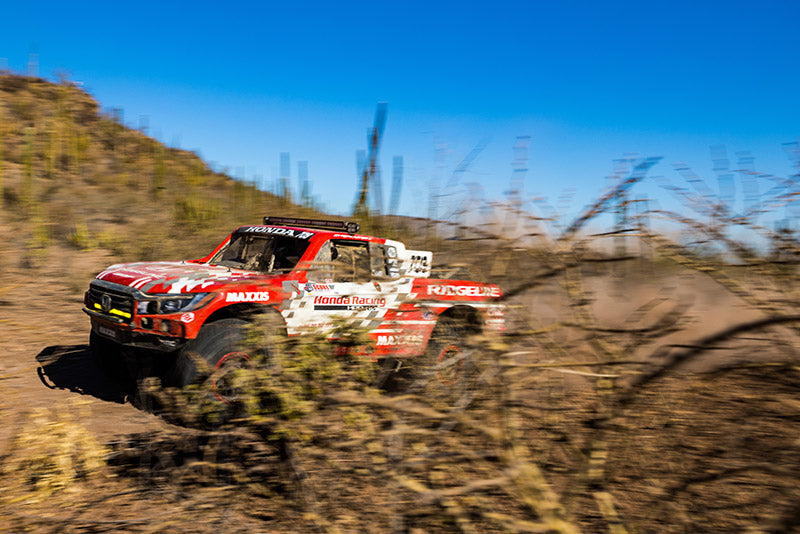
[164,315,283,409]
[417,314,481,406]
[169,319,248,388]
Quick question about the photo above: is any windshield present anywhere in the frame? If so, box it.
[208,234,310,272]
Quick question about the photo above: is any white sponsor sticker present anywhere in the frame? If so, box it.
[181,312,195,323]
[376,334,424,346]
[225,291,270,303]
[304,282,334,293]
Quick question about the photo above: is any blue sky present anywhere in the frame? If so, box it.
[2,1,799,225]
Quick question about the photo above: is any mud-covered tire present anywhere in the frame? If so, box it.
[90,330,131,385]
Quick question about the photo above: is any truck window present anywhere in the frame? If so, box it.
[311,240,371,282]
[209,234,309,272]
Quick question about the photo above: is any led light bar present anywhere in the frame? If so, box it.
[263,216,360,234]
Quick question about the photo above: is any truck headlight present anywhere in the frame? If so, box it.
[136,293,209,315]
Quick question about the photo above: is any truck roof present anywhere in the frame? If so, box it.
[229,216,383,243]
[233,225,383,243]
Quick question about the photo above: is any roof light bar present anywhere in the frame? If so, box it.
[263,216,360,234]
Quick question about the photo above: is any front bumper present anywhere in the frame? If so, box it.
[86,310,186,352]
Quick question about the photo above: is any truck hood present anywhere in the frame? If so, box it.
[95,261,267,294]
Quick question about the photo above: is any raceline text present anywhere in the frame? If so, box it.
[427,284,500,297]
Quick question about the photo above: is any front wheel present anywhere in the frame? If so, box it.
[164,316,282,407]
[167,319,252,400]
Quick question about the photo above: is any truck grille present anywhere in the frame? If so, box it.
[88,283,134,323]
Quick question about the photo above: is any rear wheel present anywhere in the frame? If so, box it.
[419,314,481,405]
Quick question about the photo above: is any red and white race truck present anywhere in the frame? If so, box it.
[84,217,504,399]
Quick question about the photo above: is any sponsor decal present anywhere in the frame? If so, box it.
[487,305,505,317]
[313,296,386,306]
[313,295,386,311]
[321,306,375,312]
[427,284,501,298]
[295,321,328,329]
[376,334,424,346]
[304,282,334,293]
[408,255,430,273]
[282,281,335,299]
[241,226,314,240]
[332,233,368,239]
[181,312,195,323]
[225,291,270,303]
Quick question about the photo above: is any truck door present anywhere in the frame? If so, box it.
[287,239,395,335]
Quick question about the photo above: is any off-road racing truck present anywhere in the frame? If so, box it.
[84,217,504,401]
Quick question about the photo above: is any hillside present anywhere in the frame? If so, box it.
[0,74,333,269]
